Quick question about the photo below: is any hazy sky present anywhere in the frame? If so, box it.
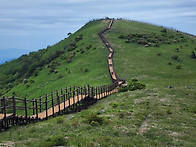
[0,0,196,63]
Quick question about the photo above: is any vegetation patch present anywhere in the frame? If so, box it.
[86,113,104,126]
[119,79,146,92]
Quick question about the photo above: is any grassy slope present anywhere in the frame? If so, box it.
[1,20,111,100]
[0,20,196,147]
[106,20,196,88]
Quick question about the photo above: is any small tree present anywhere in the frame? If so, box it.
[190,51,196,59]
[67,32,72,36]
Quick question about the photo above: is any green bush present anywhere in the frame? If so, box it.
[86,113,104,125]
[176,65,182,69]
[129,82,146,91]
[190,51,196,59]
[39,135,68,147]
[84,68,89,72]
[171,55,179,60]
[132,78,138,82]
[161,28,167,33]
[118,86,129,92]
[56,117,64,124]
[119,34,126,39]
[119,79,146,92]
[90,121,100,126]
[111,102,119,108]
[157,53,162,56]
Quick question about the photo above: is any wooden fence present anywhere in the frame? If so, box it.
[0,81,119,131]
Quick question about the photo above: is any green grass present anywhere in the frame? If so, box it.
[0,89,195,146]
[0,19,196,146]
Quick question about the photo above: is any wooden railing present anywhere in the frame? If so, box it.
[0,81,119,131]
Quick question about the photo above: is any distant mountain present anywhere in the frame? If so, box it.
[0,48,30,64]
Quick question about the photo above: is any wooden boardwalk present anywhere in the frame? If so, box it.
[31,89,117,119]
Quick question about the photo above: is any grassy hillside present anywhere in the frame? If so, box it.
[105,20,196,88]
[0,20,111,100]
[0,19,196,146]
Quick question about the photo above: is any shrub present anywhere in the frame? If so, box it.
[90,121,100,126]
[176,65,182,69]
[56,117,64,124]
[80,49,85,54]
[118,112,125,118]
[129,82,146,91]
[119,80,146,92]
[67,32,72,36]
[168,62,172,65]
[39,135,68,147]
[161,28,167,33]
[132,78,138,82]
[111,102,118,108]
[137,39,148,45]
[67,58,72,63]
[30,80,34,83]
[25,83,30,88]
[157,53,162,56]
[84,68,89,72]
[154,43,160,47]
[119,34,126,39]
[58,75,63,79]
[118,86,129,92]
[190,51,196,59]
[171,55,179,60]
[86,113,104,125]
[125,40,130,43]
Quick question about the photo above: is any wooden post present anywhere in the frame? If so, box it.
[32,100,35,115]
[95,86,98,100]
[77,88,79,102]
[35,99,38,121]
[98,86,100,99]
[87,85,90,98]
[73,89,75,108]
[91,87,94,99]
[45,95,48,120]
[24,98,28,121]
[76,88,79,111]
[51,92,54,117]
[0,98,3,114]
[12,95,16,126]
[57,91,60,115]
[12,95,16,117]
[103,86,105,98]
[84,86,87,108]
[61,89,63,102]
[68,92,71,109]
[39,97,42,113]
[108,85,110,95]
[103,86,105,97]
[81,87,83,101]
[106,85,108,96]
[80,87,83,109]
[63,93,66,113]
[3,97,6,119]
[65,93,68,113]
